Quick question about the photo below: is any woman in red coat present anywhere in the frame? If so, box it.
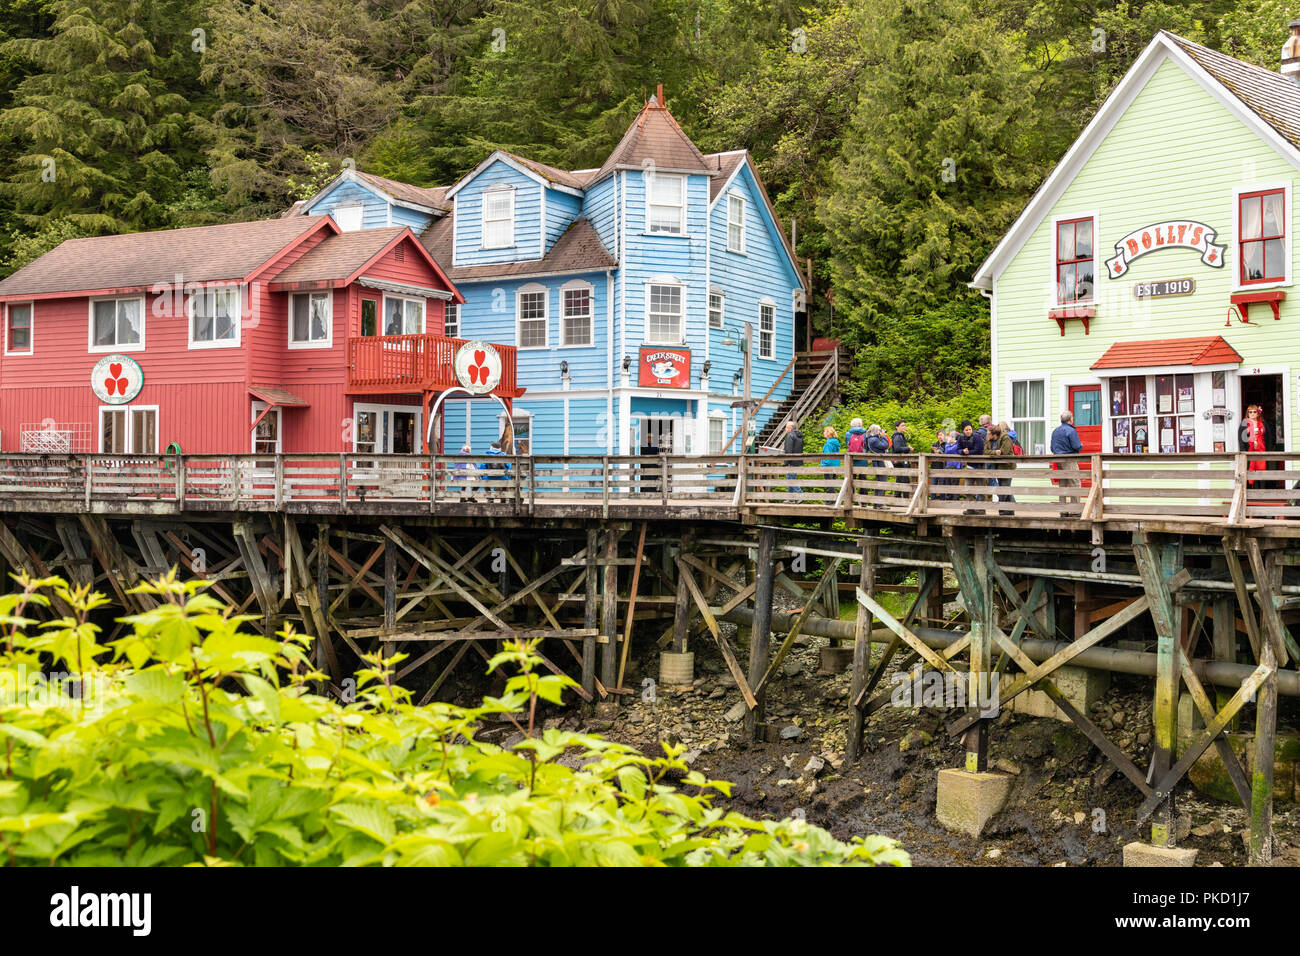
[1241,404,1268,481]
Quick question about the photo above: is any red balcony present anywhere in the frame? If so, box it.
[347,334,522,397]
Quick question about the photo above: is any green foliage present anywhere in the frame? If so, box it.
[0,573,908,867]
[807,366,992,454]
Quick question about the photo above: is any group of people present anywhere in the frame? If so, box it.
[775,410,1091,515]
[449,440,511,502]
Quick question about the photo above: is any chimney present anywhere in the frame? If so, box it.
[1283,19,1300,84]
[656,83,665,109]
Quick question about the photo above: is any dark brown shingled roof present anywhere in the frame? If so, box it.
[268,227,407,286]
[355,171,450,210]
[421,216,616,280]
[1165,31,1300,149]
[705,151,747,201]
[502,153,589,190]
[0,216,332,298]
[592,98,714,183]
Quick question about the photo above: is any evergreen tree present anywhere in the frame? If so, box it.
[0,0,205,235]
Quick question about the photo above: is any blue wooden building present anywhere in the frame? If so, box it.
[295,90,807,456]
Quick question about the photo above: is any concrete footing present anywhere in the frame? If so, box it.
[1005,665,1109,722]
[817,645,854,674]
[936,768,1014,837]
[1122,841,1198,867]
[658,651,694,687]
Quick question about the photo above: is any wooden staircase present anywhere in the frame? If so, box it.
[756,349,845,448]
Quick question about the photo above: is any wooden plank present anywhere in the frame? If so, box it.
[617,522,648,689]
[754,556,844,701]
[1247,538,1298,665]
[677,556,756,708]
[856,587,955,674]
[383,627,600,642]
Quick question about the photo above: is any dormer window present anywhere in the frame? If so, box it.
[482,188,514,249]
[333,202,363,232]
[648,173,685,235]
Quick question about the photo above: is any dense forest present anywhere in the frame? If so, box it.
[0,0,1289,403]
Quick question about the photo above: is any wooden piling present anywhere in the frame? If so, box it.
[744,527,776,740]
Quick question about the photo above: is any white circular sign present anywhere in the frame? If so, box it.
[453,341,503,395]
[91,354,144,404]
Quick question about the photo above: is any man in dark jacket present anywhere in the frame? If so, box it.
[782,421,804,493]
[987,422,1016,514]
[956,420,985,508]
[1050,411,1084,511]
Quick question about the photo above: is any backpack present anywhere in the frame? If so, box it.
[1011,439,1024,456]
[847,431,866,453]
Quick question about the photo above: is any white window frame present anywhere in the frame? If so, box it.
[4,301,34,356]
[1048,211,1099,310]
[498,408,533,455]
[88,295,145,353]
[381,294,426,336]
[444,302,460,338]
[1231,181,1292,292]
[708,412,725,454]
[1007,374,1050,455]
[187,285,241,349]
[758,298,776,359]
[352,402,424,455]
[481,187,515,250]
[559,279,594,348]
[333,201,364,232]
[645,278,685,345]
[251,401,282,455]
[97,404,159,454]
[516,283,549,350]
[646,172,686,236]
[727,193,746,253]
[708,289,724,330]
[288,291,333,349]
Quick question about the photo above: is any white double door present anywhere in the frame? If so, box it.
[354,403,422,455]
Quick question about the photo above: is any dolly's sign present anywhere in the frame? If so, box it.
[1104,220,1226,278]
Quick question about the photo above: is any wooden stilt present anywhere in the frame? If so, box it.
[1133,532,1181,847]
[1250,640,1278,866]
[583,528,598,699]
[599,529,620,697]
[847,536,877,761]
[744,527,776,740]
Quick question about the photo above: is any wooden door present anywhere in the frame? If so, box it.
[1069,385,1102,452]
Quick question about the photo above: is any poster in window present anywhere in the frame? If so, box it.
[1160,415,1175,452]
[1113,418,1129,450]
[1111,388,1126,416]
[1178,423,1196,451]
[1177,385,1194,414]
[1134,425,1148,453]
[1212,370,1226,408]
[1158,392,1172,414]
[1213,420,1225,443]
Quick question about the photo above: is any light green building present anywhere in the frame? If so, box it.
[973,31,1300,460]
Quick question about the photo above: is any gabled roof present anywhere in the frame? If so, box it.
[591,96,716,184]
[353,171,450,211]
[971,31,1300,290]
[444,150,587,200]
[704,150,748,202]
[421,216,616,282]
[1090,335,1242,370]
[0,215,334,299]
[269,226,462,301]
[706,150,806,291]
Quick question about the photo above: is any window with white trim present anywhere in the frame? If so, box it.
[6,303,32,354]
[333,202,363,232]
[708,290,724,329]
[444,303,459,338]
[189,287,239,347]
[289,291,332,346]
[1054,216,1095,305]
[708,415,724,454]
[91,296,143,351]
[251,402,281,455]
[758,301,775,359]
[1239,188,1286,285]
[517,288,547,348]
[648,173,685,235]
[647,284,683,344]
[482,188,514,248]
[727,194,745,252]
[383,295,424,335]
[1010,378,1048,455]
[561,285,592,346]
[99,405,157,454]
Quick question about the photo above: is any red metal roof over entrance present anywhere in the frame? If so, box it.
[1089,335,1242,370]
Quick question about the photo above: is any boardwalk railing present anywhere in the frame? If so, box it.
[0,451,1295,523]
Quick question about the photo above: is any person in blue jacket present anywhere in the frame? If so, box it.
[820,426,841,467]
[479,440,510,503]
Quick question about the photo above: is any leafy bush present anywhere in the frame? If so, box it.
[0,573,908,867]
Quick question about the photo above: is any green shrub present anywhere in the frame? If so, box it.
[0,572,908,867]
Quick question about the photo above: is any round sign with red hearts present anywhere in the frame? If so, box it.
[91,354,144,404]
[453,341,503,395]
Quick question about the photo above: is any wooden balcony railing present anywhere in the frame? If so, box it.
[2,451,1300,527]
[347,333,521,396]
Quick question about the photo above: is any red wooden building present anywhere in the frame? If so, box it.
[0,215,520,456]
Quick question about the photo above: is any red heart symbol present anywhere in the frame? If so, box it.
[105,377,118,395]
[469,365,481,384]
[474,350,485,366]
[116,377,128,393]
[109,363,122,378]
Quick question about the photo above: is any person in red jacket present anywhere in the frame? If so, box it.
[1241,404,1268,485]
